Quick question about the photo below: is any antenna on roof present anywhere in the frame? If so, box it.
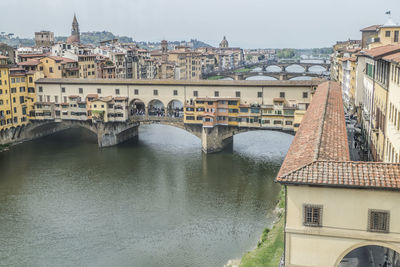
[385,10,391,17]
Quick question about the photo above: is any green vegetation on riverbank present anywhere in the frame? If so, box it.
[234,68,252,73]
[239,188,285,267]
[207,75,224,80]
[0,144,10,152]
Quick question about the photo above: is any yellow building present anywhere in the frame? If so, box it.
[0,55,12,130]
[184,98,240,127]
[369,19,400,49]
[384,52,400,162]
[78,54,97,79]
[0,55,45,131]
[39,56,79,79]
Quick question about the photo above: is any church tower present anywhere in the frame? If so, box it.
[219,36,229,48]
[67,14,80,44]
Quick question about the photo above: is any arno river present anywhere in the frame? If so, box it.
[0,125,293,267]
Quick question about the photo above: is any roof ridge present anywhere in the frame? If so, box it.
[277,160,317,179]
[314,81,330,160]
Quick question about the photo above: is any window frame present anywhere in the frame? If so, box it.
[303,204,323,227]
[368,209,390,233]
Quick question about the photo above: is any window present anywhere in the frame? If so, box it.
[39,86,43,93]
[366,63,374,78]
[395,31,399,43]
[19,96,24,104]
[385,31,391,37]
[285,121,293,125]
[186,116,195,120]
[97,88,101,94]
[280,92,285,98]
[303,204,323,227]
[47,96,50,102]
[115,89,120,95]
[368,209,390,233]
[29,77,33,83]
[134,89,139,95]
[49,67,53,73]
[55,96,58,103]
[153,89,158,96]
[193,91,198,97]
[303,92,308,98]
[173,90,178,96]
[61,87,65,93]
[257,92,262,98]
[79,88,83,94]
[236,91,240,97]
[214,91,219,97]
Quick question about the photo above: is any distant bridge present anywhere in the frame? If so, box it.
[202,71,328,81]
[202,61,331,80]
[242,60,331,72]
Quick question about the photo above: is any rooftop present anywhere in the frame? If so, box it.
[360,44,400,58]
[35,78,322,88]
[360,24,381,32]
[274,82,400,190]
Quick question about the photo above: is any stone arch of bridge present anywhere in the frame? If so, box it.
[166,99,184,118]
[307,65,328,72]
[244,74,279,80]
[285,64,306,72]
[334,241,400,267]
[264,65,284,72]
[232,127,295,137]
[147,99,166,117]
[129,98,146,116]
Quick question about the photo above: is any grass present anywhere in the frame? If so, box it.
[234,68,252,73]
[239,187,285,267]
[207,75,224,80]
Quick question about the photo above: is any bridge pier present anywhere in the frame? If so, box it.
[96,122,139,147]
[201,125,234,153]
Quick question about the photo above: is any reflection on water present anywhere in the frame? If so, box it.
[0,125,292,267]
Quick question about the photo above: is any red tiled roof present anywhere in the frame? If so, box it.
[114,96,128,101]
[276,81,400,190]
[278,161,400,190]
[360,24,381,32]
[86,94,98,98]
[18,53,48,58]
[18,59,40,66]
[361,44,400,58]
[0,55,8,59]
[383,52,400,63]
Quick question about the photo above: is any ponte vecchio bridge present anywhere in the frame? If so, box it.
[0,78,321,153]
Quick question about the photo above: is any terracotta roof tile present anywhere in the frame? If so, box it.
[360,24,381,32]
[279,161,400,190]
[361,44,400,58]
[276,81,400,191]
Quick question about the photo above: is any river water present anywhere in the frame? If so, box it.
[0,125,293,267]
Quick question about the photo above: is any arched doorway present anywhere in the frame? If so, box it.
[148,99,165,117]
[167,99,184,118]
[129,99,145,116]
[338,245,400,267]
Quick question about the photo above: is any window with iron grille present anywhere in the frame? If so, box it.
[368,209,390,233]
[214,91,219,97]
[193,91,198,97]
[303,204,323,227]
[173,90,178,96]
[236,91,240,97]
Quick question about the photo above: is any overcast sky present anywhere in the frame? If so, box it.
[1,0,399,48]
